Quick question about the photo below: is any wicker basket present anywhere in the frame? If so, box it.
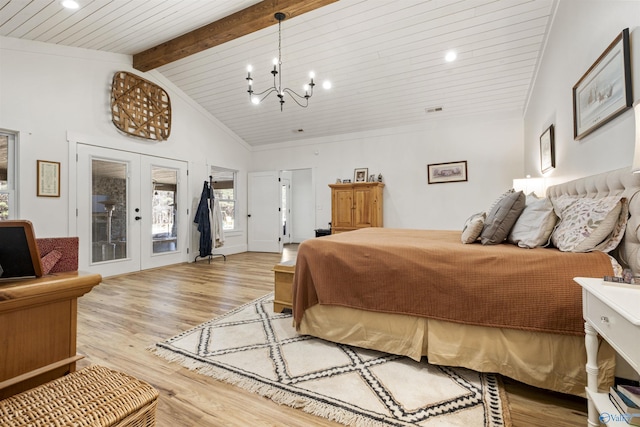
[0,365,159,426]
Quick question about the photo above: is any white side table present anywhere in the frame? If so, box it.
[575,277,640,427]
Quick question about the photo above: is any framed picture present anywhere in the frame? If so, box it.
[368,174,376,182]
[572,28,632,140]
[427,161,467,184]
[37,160,60,197]
[354,168,368,183]
[540,125,555,173]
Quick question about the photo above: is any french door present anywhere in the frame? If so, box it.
[76,145,188,277]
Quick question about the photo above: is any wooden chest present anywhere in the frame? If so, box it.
[273,260,295,312]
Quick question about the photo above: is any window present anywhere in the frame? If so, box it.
[0,131,16,220]
[210,166,237,231]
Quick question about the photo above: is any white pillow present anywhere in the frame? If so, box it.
[551,195,628,252]
[461,212,486,244]
[508,195,557,248]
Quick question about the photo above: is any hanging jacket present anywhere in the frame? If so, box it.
[194,181,212,257]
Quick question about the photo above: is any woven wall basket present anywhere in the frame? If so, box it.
[111,71,171,141]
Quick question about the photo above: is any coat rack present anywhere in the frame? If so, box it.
[194,176,226,263]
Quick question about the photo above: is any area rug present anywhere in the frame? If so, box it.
[152,293,511,427]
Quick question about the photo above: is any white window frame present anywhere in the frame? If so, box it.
[0,130,17,220]
[210,166,238,232]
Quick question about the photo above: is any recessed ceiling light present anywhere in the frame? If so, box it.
[445,50,457,62]
[61,0,79,9]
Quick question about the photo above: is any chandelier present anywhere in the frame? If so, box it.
[246,12,330,111]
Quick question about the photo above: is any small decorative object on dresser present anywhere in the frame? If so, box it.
[354,167,368,182]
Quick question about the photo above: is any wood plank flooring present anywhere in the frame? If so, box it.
[76,247,589,426]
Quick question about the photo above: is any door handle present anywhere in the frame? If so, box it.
[135,216,142,221]
[247,214,251,218]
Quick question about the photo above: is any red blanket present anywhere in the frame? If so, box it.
[292,228,614,335]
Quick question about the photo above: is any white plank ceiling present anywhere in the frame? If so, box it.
[0,0,556,146]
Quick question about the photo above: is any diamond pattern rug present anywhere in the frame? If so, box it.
[152,293,511,426]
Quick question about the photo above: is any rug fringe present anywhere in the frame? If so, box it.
[151,346,390,427]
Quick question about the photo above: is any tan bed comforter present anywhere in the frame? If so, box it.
[292,228,614,335]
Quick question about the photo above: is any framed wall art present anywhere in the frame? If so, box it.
[540,124,555,174]
[572,28,632,140]
[354,168,368,183]
[427,161,467,184]
[37,160,60,197]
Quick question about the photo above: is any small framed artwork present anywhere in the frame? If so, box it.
[368,174,376,182]
[427,161,467,184]
[540,125,555,173]
[354,168,368,183]
[572,28,632,140]
[37,160,61,197]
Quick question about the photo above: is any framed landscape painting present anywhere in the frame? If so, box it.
[540,125,555,174]
[427,161,467,184]
[572,28,632,140]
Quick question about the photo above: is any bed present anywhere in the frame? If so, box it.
[292,167,640,396]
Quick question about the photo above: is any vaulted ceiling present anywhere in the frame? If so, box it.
[0,0,556,146]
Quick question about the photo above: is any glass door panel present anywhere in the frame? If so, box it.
[140,156,188,270]
[151,166,178,254]
[91,159,128,263]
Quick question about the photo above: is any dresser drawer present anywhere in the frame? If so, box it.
[584,291,640,372]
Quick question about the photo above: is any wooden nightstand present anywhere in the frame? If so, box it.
[575,277,640,427]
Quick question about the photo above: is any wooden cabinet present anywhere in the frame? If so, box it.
[329,182,384,233]
[0,272,101,399]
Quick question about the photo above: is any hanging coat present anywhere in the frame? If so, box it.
[194,181,212,257]
[212,197,225,248]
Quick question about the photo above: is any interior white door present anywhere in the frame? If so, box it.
[281,177,292,245]
[248,171,281,253]
[77,144,189,276]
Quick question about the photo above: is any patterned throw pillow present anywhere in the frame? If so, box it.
[551,195,628,252]
[461,212,486,244]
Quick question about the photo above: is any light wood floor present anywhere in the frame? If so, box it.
[76,246,589,427]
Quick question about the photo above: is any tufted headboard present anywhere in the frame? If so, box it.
[546,167,640,276]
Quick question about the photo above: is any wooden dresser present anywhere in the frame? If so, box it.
[329,182,384,233]
[0,271,101,399]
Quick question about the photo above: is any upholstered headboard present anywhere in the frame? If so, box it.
[547,167,640,276]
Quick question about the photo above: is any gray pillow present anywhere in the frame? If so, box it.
[507,195,557,248]
[480,191,526,245]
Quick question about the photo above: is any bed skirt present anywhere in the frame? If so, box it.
[299,304,615,397]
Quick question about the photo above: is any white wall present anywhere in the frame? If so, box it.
[0,36,250,256]
[290,168,314,242]
[251,110,524,231]
[524,1,640,185]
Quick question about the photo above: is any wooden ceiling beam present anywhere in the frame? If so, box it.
[132,0,338,72]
